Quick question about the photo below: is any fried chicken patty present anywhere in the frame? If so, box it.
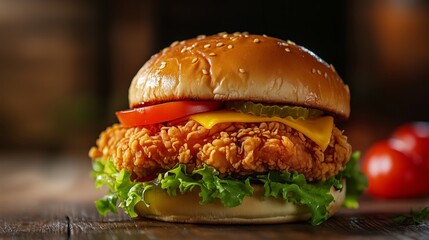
[89,120,352,181]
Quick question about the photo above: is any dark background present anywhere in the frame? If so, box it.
[1,0,428,157]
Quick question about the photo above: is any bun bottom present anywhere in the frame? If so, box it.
[135,181,345,224]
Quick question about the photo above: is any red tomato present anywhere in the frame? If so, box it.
[116,101,222,128]
[361,140,429,198]
[391,122,429,171]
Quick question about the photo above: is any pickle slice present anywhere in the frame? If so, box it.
[225,101,323,119]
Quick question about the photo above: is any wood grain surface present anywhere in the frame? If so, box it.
[1,202,429,240]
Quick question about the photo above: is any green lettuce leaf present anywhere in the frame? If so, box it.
[91,151,366,225]
[337,151,368,208]
[91,158,155,218]
[95,194,118,216]
[159,164,253,207]
[256,171,338,225]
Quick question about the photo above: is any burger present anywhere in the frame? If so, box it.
[89,32,366,225]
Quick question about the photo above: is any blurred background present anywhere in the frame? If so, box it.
[0,0,428,211]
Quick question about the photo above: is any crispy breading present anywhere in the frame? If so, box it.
[89,120,352,181]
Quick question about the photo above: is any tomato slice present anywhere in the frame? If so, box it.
[116,101,222,127]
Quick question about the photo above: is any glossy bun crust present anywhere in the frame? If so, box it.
[135,182,345,224]
[129,33,350,118]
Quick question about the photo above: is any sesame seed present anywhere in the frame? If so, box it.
[216,42,224,47]
[218,32,227,36]
[162,48,169,53]
[160,62,166,69]
[312,68,316,74]
[262,34,267,37]
[233,32,241,36]
[180,48,186,53]
[192,43,198,47]
[317,69,322,75]
[204,44,211,48]
[280,42,289,46]
[192,58,198,63]
[180,40,186,45]
[170,41,179,47]
[222,34,228,38]
[231,37,238,41]
[324,72,328,78]
[239,68,246,73]
[197,35,206,39]
[285,48,291,52]
[242,31,249,35]
[253,38,261,43]
[330,64,336,72]
[209,53,216,56]
[287,40,296,45]
[202,69,208,75]
[227,44,233,49]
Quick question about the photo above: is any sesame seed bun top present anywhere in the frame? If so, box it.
[129,32,350,119]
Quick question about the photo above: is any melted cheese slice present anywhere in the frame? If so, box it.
[190,110,333,151]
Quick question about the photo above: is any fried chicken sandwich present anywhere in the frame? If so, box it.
[89,32,366,225]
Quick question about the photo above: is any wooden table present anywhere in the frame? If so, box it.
[1,154,429,239]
